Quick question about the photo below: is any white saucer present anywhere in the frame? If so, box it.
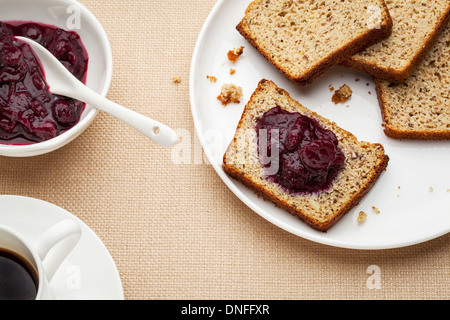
[0,195,124,300]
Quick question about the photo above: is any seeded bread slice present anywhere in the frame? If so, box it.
[375,21,450,140]
[342,0,450,82]
[236,0,393,86]
[222,80,389,231]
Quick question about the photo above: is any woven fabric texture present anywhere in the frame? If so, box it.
[0,0,449,300]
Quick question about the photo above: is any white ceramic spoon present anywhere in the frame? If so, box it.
[16,36,179,147]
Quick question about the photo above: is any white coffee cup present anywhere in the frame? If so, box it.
[0,219,81,300]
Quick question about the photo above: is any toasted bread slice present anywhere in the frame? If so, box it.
[236,0,393,86]
[375,21,450,140]
[223,80,389,231]
[342,0,450,82]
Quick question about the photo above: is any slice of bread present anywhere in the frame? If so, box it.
[236,0,393,86]
[375,21,450,140]
[342,0,450,82]
[222,80,389,231]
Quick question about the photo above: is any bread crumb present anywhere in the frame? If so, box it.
[429,186,434,192]
[357,211,367,223]
[207,75,217,83]
[372,206,380,214]
[332,84,352,104]
[227,46,244,63]
[329,84,334,91]
[230,68,236,75]
[355,78,360,82]
[172,76,181,84]
[217,83,243,106]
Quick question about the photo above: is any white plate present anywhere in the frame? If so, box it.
[0,0,113,157]
[0,195,124,299]
[190,0,450,250]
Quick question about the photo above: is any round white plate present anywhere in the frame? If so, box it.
[0,0,113,157]
[190,0,450,250]
[0,195,124,299]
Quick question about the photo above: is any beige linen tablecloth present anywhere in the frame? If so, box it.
[1,0,449,300]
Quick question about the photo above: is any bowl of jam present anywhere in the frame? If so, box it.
[0,0,112,157]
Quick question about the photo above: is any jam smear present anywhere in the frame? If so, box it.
[256,106,345,194]
[0,21,88,145]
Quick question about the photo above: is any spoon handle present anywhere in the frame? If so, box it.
[68,84,179,147]
[16,36,178,147]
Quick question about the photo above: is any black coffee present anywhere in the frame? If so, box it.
[0,248,39,300]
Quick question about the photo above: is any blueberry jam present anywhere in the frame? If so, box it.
[0,21,88,145]
[256,106,346,194]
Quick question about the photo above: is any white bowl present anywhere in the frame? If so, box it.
[0,0,113,157]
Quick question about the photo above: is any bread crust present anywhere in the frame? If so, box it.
[375,78,450,140]
[223,153,389,232]
[341,5,450,83]
[236,1,393,86]
[222,80,389,232]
